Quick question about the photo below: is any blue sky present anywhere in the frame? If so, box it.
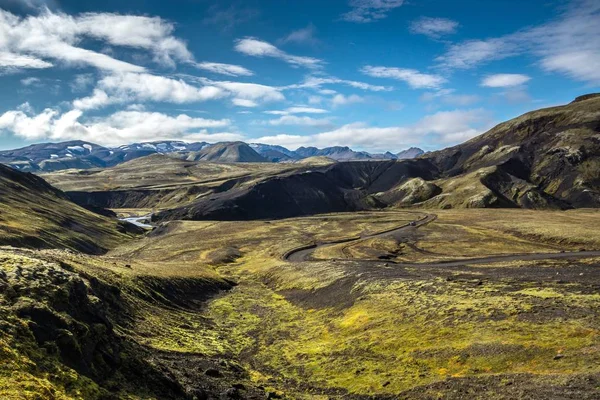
[0,0,598,152]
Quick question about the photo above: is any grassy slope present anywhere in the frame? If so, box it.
[41,154,296,192]
[0,164,133,254]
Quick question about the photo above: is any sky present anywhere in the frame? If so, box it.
[0,0,598,153]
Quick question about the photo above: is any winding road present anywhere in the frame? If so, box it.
[284,213,600,266]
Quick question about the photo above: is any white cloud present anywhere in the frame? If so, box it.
[361,66,446,89]
[287,76,392,92]
[262,115,333,128]
[0,106,231,145]
[413,109,491,143]
[264,106,329,115]
[189,77,285,106]
[287,106,329,114]
[232,98,258,107]
[436,39,517,70]
[254,109,492,151]
[126,104,146,111]
[420,90,481,106]
[73,89,112,110]
[540,51,600,84]
[308,95,323,105]
[20,77,41,86]
[481,74,531,88]
[341,0,405,23]
[212,80,284,102]
[195,62,254,77]
[234,37,323,69]
[332,94,364,107]
[410,17,459,39]
[0,107,58,140]
[70,73,94,92]
[73,73,226,110]
[182,130,246,143]
[263,111,289,116]
[77,73,285,110]
[278,24,320,46]
[0,9,195,74]
[319,89,337,95]
[436,0,600,84]
[491,88,533,104]
[74,13,192,67]
[0,51,53,72]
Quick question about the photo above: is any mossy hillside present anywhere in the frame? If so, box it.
[0,250,121,400]
[0,165,135,254]
[0,246,260,399]
[205,264,600,396]
[113,210,600,397]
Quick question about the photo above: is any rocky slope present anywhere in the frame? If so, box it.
[424,93,600,208]
[186,141,268,163]
[397,147,426,159]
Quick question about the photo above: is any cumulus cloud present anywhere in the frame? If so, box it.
[73,73,226,110]
[232,98,258,107]
[76,72,286,110]
[436,0,600,84]
[361,66,447,89]
[331,94,364,107]
[410,17,459,39]
[234,37,323,69]
[187,76,286,106]
[481,74,531,88]
[341,0,405,23]
[74,13,192,67]
[195,62,254,77]
[0,9,194,74]
[0,106,231,145]
[254,109,492,151]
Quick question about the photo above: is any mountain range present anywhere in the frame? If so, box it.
[143,93,599,219]
[0,139,424,172]
[2,94,599,215]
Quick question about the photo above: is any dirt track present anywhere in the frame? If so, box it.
[285,213,600,266]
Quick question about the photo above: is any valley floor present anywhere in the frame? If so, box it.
[3,209,600,399]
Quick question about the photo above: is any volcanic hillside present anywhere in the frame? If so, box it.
[421,93,600,208]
